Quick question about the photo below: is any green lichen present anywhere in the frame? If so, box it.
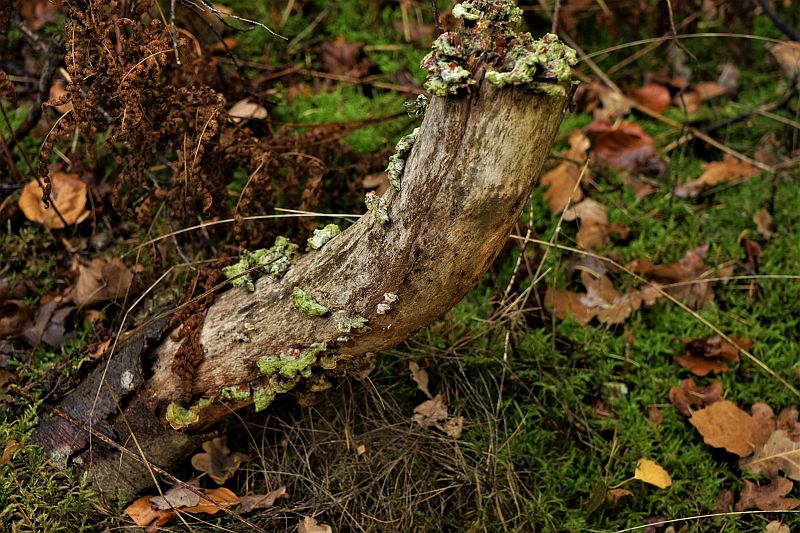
[223,236,299,291]
[365,192,390,225]
[485,33,577,89]
[386,127,419,191]
[253,376,303,412]
[420,1,575,96]
[403,94,427,116]
[291,287,329,316]
[257,342,328,379]
[307,223,341,251]
[308,375,333,393]
[319,354,340,370]
[218,384,252,402]
[165,398,212,430]
[332,310,369,334]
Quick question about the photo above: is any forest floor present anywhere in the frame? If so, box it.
[2,1,800,532]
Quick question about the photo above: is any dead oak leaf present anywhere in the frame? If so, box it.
[669,378,724,417]
[298,516,333,533]
[0,439,20,465]
[765,521,791,533]
[74,257,134,307]
[690,400,756,457]
[408,361,432,399]
[125,496,175,531]
[239,486,288,514]
[412,393,449,429]
[319,36,371,77]
[540,130,589,214]
[149,484,201,510]
[629,245,719,308]
[674,81,729,114]
[627,83,670,113]
[191,437,248,485]
[742,429,800,480]
[18,172,88,229]
[754,209,775,240]
[181,487,239,515]
[769,41,800,81]
[674,155,760,198]
[586,120,660,174]
[735,478,800,511]
[564,199,609,250]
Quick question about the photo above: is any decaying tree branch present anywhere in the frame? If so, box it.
[34,0,577,498]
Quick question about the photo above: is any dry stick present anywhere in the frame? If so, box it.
[511,235,800,398]
[11,387,264,532]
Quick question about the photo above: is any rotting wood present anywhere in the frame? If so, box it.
[33,1,576,499]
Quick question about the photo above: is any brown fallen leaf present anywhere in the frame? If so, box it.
[239,486,288,513]
[675,354,729,376]
[675,336,751,376]
[0,300,32,339]
[606,488,634,504]
[0,439,20,465]
[674,155,760,198]
[412,393,449,429]
[576,81,632,122]
[669,378,724,417]
[586,120,660,174]
[125,495,176,531]
[298,516,333,533]
[777,407,800,441]
[690,400,756,457]
[754,209,775,240]
[440,415,464,438]
[319,36,371,78]
[564,199,608,250]
[409,361,432,399]
[735,478,800,511]
[18,172,89,229]
[190,437,248,485]
[149,484,201,510]
[765,520,792,533]
[627,84,670,113]
[742,429,800,480]
[540,130,590,213]
[22,299,73,347]
[74,257,134,307]
[648,405,663,426]
[634,458,672,489]
[769,41,800,81]
[181,487,239,515]
[629,245,718,308]
[674,81,729,114]
[751,403,778,449]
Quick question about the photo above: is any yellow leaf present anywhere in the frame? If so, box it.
[634,458,672,489]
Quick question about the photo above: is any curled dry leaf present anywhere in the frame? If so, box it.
[674,81,729,113]
[239,486,288,513]
[181,487,239,515]
[585,120,661,174]
[627,83,670,113]
[228,99,268,122]
[74,257,134,307]
[765,520,791,533]
[735,478,800,512]
[298,516,333,533]
[564,199,608,250]
[0,439,20,465]
[769,41,800,81]
[754,209,775,240]
[22,299,73,347]
[191,436,248,485]
[674,155,759,198]
[669,378,723,416]
[409,361,432,398]
[18,172,89,229]
[629,245,721,308]
[690,400,756,457]
[675,335,752,377]
[742,429,800,480]
[149,484,201,510]
[540,130,590,213]
[606,488,633,504]
[412,393,449,429]
[633,458,672,489]
[125,495,175,531]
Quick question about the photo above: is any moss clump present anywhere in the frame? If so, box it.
[291,287,329,316]
[257,342,328,379]
[386,127,419,191]
[307,224,341,251]
[223,236,298,291]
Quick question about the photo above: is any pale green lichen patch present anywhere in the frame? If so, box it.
[403,94,427,116]
[223,236,298,291]
[332,310,369,334]
[165,398,212,430]
[386,127,419,191]
[307,223,341,251]
[253,376,303,412]
[485,33,577,92]
[257,342,328,379]
[291,287,329,316]
[365,192,390,225]
[420,1,575,96]
[219,384,251,402]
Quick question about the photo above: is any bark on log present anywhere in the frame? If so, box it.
[34,26,575,499]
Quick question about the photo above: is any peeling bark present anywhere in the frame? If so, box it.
[34,51,574,500]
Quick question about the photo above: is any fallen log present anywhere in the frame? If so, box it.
[34,0,577,498]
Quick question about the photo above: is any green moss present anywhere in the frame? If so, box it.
[291,288,329,316]
[307,224,341,251]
